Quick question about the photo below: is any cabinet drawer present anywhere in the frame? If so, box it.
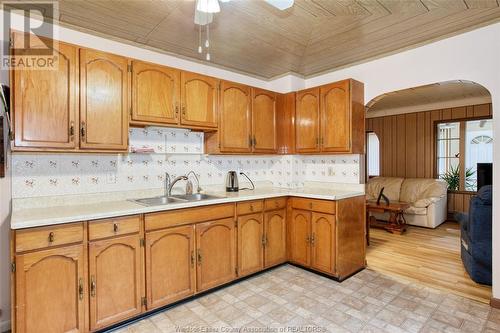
[145,204,234,231]
[291,198,336,214]
[236,200,263,215]
[88,215,141,241]
[264,197,287,211]
[15,223,84,253]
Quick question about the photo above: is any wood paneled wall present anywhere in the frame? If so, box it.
[366,103,492,216]
[366,103,492,179]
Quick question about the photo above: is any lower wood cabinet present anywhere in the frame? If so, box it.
[196,218,236,292]
[310,213,335,274]
[263,209,287,268]
[145,225,196,310]
[237,213,264,277]
[14,244,86,333]
[289,209,311,267]
[88,234,143,330]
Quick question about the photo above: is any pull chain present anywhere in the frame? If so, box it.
[205,23,211,61]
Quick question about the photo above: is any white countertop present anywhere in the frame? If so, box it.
[11,184,365,230]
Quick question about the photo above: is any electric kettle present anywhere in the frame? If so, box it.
[225,171,239,192]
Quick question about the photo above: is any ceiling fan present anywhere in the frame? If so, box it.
[194,0,294,61]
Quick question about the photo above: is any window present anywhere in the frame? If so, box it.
[367,132,380,177]
[436,119,493,192]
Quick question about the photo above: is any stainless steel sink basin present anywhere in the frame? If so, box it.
[132,196,187,206]
[171,193,225,201]
[132,193,225,206]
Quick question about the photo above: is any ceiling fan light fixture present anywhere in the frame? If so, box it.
[196,0,220,13]
[265,0,294,10]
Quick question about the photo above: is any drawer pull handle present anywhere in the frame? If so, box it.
[78,278,84,301]
[90,275,96,297]
[113,223,119,233]
[197,249,202,265]
[250,205,254,212]
[80,122,86,138]
[48,232,55,243]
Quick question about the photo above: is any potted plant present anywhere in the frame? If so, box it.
[440,164,475,191]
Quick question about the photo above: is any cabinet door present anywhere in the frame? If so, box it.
[88,234,143,330]
[264,209,286,268]
[15,245,85,333]
[196,218,236,291]
[131,60,180,125]
[310,213,335,274]
[145,225,196,310]
[252,89,277,153]
[79,49,128,150]
[219,81,252,153]
[180,72,218,128]
[237,213,264,277]
[289,209,311,266]
[13,35,78,149]
[295,88,320,153]
[320,80,350,152]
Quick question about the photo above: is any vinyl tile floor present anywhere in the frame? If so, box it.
[110,265,500,333]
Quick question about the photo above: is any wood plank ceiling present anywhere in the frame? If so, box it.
[17,0,500,79]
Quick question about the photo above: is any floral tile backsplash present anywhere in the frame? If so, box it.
[12,127,362,198]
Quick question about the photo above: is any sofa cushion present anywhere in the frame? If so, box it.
[400,178,447,204]
[366,177,404,202]
[405,206,427,215]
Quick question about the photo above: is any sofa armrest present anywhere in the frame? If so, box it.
[425,196,447,228]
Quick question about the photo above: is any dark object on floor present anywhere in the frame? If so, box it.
[376,187,389,206]
[455,185,492,285]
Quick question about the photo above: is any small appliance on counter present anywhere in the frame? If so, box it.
[226,171,239,192]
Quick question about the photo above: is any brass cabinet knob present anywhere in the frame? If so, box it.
[113,223,119,233]
[90,276,96,297]
[78,278,84,301]
[250,205,254,212]
[48,232,55,243]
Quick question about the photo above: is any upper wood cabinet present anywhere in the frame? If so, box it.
[295,79,365,154]
[12,35,78,150]
[180,72,218,128]
[252,89,277,153]
[237,213,264,277]
[79,49,129,150]
[14,244,86,333]
[131,61,180,125]
[195,218,236,292]
[145,225,196,309]
[218,81,252,153]
[295,88,320,153]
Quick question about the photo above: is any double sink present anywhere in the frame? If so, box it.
[133,193,225,207]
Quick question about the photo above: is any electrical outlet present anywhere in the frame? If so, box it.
[107,173,117,184]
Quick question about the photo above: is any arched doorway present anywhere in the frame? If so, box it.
[365,80,493,303]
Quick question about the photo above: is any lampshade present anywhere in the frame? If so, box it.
[196,0,220,13]
[265,0,294,10]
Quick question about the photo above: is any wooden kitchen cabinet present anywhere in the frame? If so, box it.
[218,81,252,153]
[12,34,78,150]
[252,89,277,153]
[145,225,196,310]
[79,48,129,150]
[88,234,143,330]
[295,88,320,153]
[195,218,236,291]
[295,79,364,154]
[237,213,264,277]
[310,212,335,274]
[289,209,311,266]
[14,244,86,333]
[131,60,180,125]
[264,208,287,268]
[180,72,218,128]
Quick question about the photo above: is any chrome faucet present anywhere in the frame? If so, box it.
[168,175,188,196]
[164,172,171,197]
[186,171,201,195]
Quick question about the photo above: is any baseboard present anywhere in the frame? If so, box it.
[0,319,11,333]
[491,297,500,309]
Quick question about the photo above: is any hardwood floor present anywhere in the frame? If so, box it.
[366,221,492,304]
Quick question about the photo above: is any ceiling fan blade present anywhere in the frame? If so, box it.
[265,0,294,10]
